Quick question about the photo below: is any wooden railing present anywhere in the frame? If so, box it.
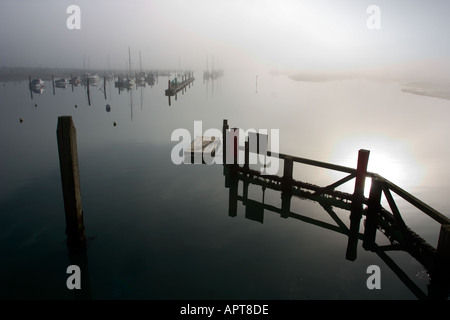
[222,119,450,298]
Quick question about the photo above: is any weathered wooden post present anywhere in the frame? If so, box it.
[282,156,294,193]
[228,176,238,217]
[351,149,370,216]
[281,192,291,219]
[87,78,91,106]
[28,76,33,100]
[244,139,250,172]
[346,149,370,261]
[363,178,382,250]
[222,120,229,176]
[57,116,86,248]
[222,119,228,165]
[104,76,107,100]
[52,74,55,95]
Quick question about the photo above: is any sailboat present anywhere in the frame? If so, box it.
[115,47,135,90]
[135,50,146,87]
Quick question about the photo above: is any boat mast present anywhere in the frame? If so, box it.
[128,47,132,78]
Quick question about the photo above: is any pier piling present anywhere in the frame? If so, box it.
[57,116,86,248]
[282,156,294,193]
[363,178,383,250]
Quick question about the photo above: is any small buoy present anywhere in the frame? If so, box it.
[34,104,37,107]
[75,104,78,108]
[106,104,111,112]
[113,122,117,126]
[19,118,23,123]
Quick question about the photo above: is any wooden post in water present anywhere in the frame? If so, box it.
[29,76,33,100]
[346,149,370,261]
[104,76,107,100]
[281,192,291,219]
[87,78,91,106]
[363,178,382,250]
[228,176,238,217]
[351,149,370,217]
[244,139,250,172]
[227,128,240,176]
[222,119,228,166]
[52,74,55,95]
[282,156,294,193]
[57,116,86,248]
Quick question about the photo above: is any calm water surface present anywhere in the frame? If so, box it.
[1,70,449,299]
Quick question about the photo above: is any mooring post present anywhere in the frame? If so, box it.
[222,119,228,165]
[244,139,250,172]
[87,78,91,106]
[346,149,370,261]
[230,128,239,176]
[281,192,291,219]
[363,178,382,250]
[28,76,33,100]
[228,177,238,217]
[104,76,107,100]
[351,149,370,217]
[57,116,86,248]
[282,156,294,193]
[52,74,55,95]
[243,177,249,200]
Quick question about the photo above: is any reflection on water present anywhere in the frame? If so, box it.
[1,70,450,299]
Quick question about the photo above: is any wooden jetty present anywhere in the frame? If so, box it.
[184,136,221,164]
[222,119,450,299]
[165,72,195,96]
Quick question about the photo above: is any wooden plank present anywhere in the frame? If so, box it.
[267,151,357,174]
[382,185,407,229]
[313,173,356,196]
[184,136,220,164]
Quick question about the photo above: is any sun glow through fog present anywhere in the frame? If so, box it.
[329,134,425,196]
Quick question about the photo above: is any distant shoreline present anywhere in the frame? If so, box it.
[288,72,450,101]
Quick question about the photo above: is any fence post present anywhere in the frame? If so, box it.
[222,119,228,166]
[226,128,240,176]
[363,178,382,250]
[57,116,86,248]
[347,149,370,261]
[228,178,238,217]
[282,156,293,193]
[351,149,370,217]
[244,139,250,172]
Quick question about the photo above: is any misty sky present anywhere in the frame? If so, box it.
[1,0,449,80]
